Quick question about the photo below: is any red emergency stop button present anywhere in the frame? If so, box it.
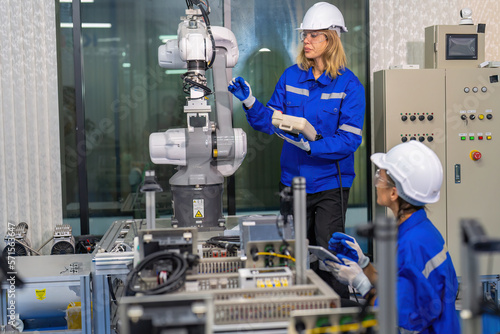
[470,150,482,161]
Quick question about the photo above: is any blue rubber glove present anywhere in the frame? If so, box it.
[323,254,373,297]
[328,232,370,269]
[228,77,256,108]
[274,127,310,152]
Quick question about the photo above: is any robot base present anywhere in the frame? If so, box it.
[171,184,225,230]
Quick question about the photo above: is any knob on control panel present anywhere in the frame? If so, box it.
[418,115,425,121]
[461,115,467,120]
[427,115,434,121]
[470,150,482,161]
[401,115,408,121]
[410,115,416,121]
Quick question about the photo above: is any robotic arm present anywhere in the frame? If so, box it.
[149,1,246,229]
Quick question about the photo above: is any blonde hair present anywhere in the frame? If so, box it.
[296,30,347,79]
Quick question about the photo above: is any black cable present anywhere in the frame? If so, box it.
[182,76,212,97]
[207,236,239,242]
[275,214,290,250]
[125,250,189,296]
[351,286,359,303]
[358,290,376,323]
[206,236,240,252]
[107,276,118,305]
[336,160,345,232]
[189,0,215,69]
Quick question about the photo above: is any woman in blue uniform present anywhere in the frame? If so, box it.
[326,141,461,333]
[228,2,365,299]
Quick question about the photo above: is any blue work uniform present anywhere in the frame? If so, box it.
[397,209,461,333]
[244,64,365,194]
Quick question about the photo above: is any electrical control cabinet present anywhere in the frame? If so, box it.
[373,67,500,275]
[425,24,485,69]
[373,69,447,238]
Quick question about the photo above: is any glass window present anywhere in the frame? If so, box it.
[58,0,369,235]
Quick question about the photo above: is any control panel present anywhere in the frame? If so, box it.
[374,67,500,275]
[373,69,447,237]
[444,68,500,275]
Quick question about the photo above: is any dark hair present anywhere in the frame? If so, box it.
[387,174,425,221]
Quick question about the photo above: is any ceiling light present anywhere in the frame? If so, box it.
[165,69,186,75]
[60,0,94,3]
[60,23,112,28]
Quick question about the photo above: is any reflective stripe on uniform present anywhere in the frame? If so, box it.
[422,246,448,279]
[339,124,362,136]
[286,85,309,96]
[321,92,346,100]
[399,328,420,334]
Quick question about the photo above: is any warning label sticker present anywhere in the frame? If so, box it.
[36,289,46,300]
[193,199,204,218]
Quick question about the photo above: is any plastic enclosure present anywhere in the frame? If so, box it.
[271,110,318,141]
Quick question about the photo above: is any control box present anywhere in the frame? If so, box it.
[373,67,500,275]
[238,267,293,289]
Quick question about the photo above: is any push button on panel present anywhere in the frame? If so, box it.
[470,150,482,161]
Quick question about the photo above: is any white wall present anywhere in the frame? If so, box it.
[0,0,62,251]
[370,0,500,75]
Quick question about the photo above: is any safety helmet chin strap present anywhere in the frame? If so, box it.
[387,170,426,207]
[330,27,341,37]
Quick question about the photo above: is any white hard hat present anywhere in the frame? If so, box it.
[370,141,443,206]
[297,2,348,35]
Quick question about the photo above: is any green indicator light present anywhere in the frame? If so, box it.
[469,136,474,140]
[461,136,466,140]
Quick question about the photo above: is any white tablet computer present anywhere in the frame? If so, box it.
[308,245,340,263]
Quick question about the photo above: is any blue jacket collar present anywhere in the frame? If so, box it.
[299,66,337,86]
[398,209,427,237]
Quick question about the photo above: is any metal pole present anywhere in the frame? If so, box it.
[143,170,156,230]
[375,216,398,334]
[145,191,156,230]
[460,219,482,334]
[72,0,90,235]
[293,177,307,285]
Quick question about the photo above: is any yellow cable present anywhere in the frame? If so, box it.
[306,319,378,333]
[255,252,296,262]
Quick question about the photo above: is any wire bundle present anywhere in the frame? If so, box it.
[205,236,240,253]
[125,250,189,296]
